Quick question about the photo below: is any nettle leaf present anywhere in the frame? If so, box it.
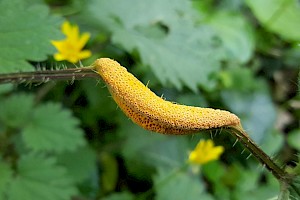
[88,0,223,91]
[0,0,63,73]
[112,25,221,92]
[117,114,189,179]
[119,118,187,169]
[208,11,255,63]
[0,94,34,128]
[0,161,13,199]
[246,0,300,41]
[7,153,77,200]
[56,146,97,183]
[22,103,85,153]
[154,168,213,200]
[260,129,284,156]
[88,0,198,29]
[0,84,13,95]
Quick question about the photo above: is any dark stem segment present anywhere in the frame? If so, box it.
[0,68,98,84]
[229,124,290,182]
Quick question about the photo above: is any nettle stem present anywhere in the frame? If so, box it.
[229,124,288,182]
[230,124,300,197]
[0,67,98,84]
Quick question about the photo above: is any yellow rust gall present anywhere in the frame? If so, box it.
[94,58,240,134]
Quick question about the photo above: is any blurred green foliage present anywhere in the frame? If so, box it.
[0,0,63,73]
[0,0,299,199]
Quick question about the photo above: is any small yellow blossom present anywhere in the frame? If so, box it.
[51,21,91,63]
[189,139,224,165]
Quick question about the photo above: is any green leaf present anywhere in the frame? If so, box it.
[80,80,119,122]
[112,25,221,92]
[202,161,230,199]
[287,129,300,151]
[233,185,280,200]
[219,66,259,91]
[219,164,280,200]
[176,93,208,108]
[0,84,13,95]
[260,129,284,155]
[236,172,280,200]
[202,161,225,183]
[235,167,260,192]
[0,161,13,199]
[0,0,63,73]
[88,0,223,91]
[22,103,85,153]
[118,115,188,169]
[57,145,97,183]
[246,0,300,41]
[6,153,77,200]
[116,114,189,179]
[154,168,213,200]
[208,11,255,63]
[201,160,231,200]
[0,94,34,128]
[87,0,198,29]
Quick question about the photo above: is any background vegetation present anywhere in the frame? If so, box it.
[0,0,299,199]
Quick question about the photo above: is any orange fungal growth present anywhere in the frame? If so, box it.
[93,58,240,134]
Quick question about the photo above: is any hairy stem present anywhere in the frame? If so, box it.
[0,67,98,84]
[229,124,290,182]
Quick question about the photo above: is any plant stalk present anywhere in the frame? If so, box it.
[0,67,98,84]
[229,124,290,182]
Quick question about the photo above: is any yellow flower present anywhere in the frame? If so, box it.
[51,21,91,63]
[188,139,224,165]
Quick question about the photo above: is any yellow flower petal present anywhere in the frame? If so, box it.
[53,53,67,61]
[78,32,90,49]
[68,25,80,43]
[51,21,91,63]
[67,56,80,64]
[62,21,73,36]
[78,50,92,60]
[188,139,224,165]
[51,40,68,52]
